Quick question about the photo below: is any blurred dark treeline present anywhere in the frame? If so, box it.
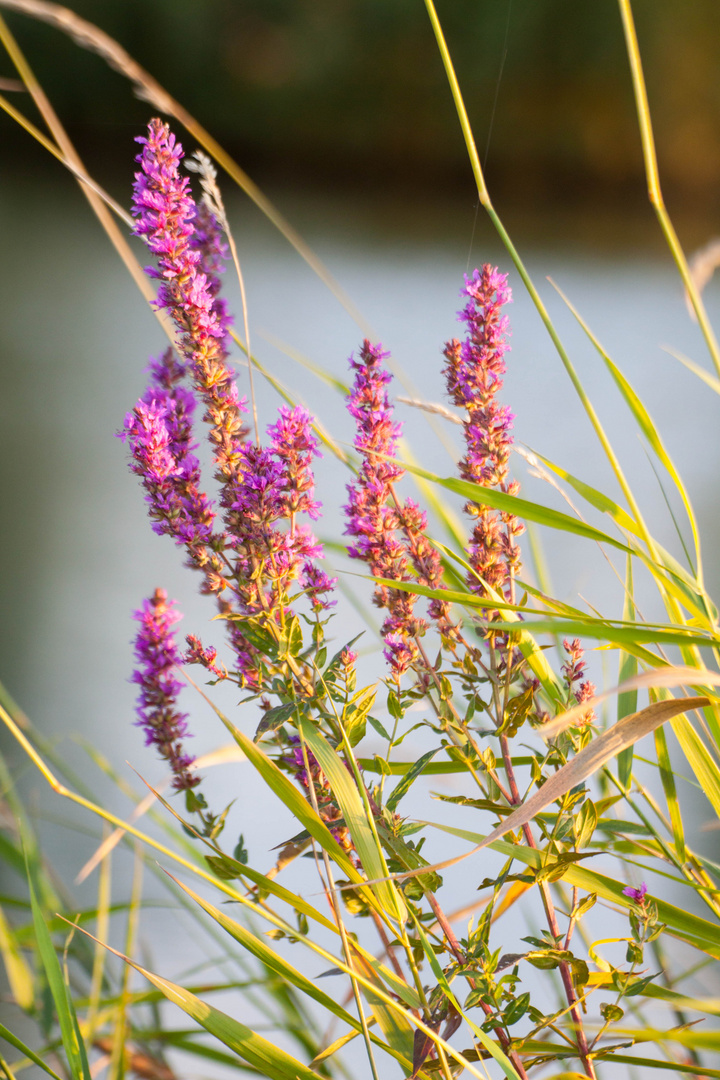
[2,0,720,213]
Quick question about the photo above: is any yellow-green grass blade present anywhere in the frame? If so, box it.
[165,871,406,1060]
[490,618,717,651]
[24,842,91,1080]
[235,344,350,467]
[586,971,720,1016]
[214,709,366,888]
[617,0,720,379]
[0,902,33,1011]
[260,330,351,396]
[581,322,702,577]
[298,716,406,925]
[531,451,641,537]
[130,770,341,936]
[666,346,720,396]
[654,724,686,865]
[617,555,638,789]
[671,712,720,819]
[350,951,414,1063]
[598,1054,720,1078]
[397,460,635,554]
[85,833,111,1042]
[613,1028,720,1051]
[360,758,536,776]
[424,822,720,958]
[0,1021,65,1080]
[111,957,324,1080]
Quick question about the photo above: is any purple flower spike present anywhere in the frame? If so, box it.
[267,406,322,520]
[622,882,648,904]
[121,348,215,550]
[132,588,199,791]
[444,266,524,605]
[343,340,424,677]
[133,119,247,482]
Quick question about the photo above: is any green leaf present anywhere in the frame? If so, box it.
[386,749,440,813]
[254,702,297,742]
[298,717,406,923]
[395,459,636,553]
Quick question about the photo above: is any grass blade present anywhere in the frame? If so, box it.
[24,841,91,1080]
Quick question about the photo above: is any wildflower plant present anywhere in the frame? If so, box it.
[1,4,720,1080]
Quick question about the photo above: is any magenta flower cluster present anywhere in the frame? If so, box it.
[444,266,524,601]
[343,341,448,677]
[121,348,215,552]
[125,120,337,695]
[622,882,647,904]
[131,588,198,791]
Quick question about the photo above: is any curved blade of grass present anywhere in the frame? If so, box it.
[24,840,91,1080]
[617,555,638,789]
[550,279,703,576]
[396,460,635,553]
[83,946,323,1080]
[617,0,720,379]
[666,346,720,396]
[654,723,685,864]
[298,716,406,924]
[491,618,716,651]
[531,451,640,538]
[599,1054,720,1077]
[671,712,720,819]
[163,872,393,1044]
[0,1022,65,1080]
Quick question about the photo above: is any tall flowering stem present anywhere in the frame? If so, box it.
[132,118,247,486]
[131,588,198,791]
[223,405,336,688]
[343,341,424,677]
[443,266,525,610]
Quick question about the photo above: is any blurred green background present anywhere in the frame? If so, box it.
[2,0,720,225]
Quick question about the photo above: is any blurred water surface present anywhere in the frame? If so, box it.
[1,175,720,1071]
